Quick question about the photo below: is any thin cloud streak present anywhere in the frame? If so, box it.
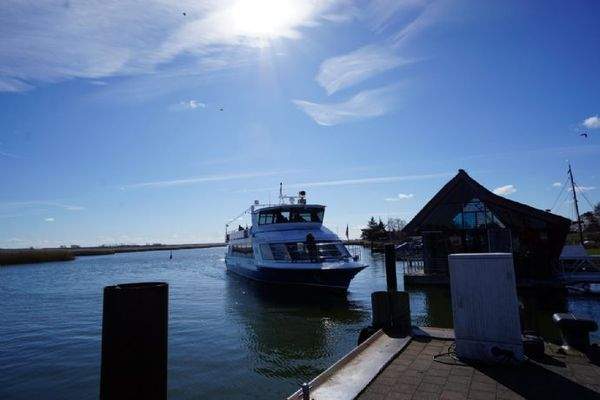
[0,149,19,159]
[0,201,85,211]
[392,0,443,48]
[316,45,415,95]
[366,0,431,33]
[568,186,596,193]
[293,84,401,126]
[237,172,452,193]
[460,145,600,162]
[123,171,292,190]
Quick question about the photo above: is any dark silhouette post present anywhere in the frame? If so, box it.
[385,244,397,293]
[100,282,168,400]
[370,245,411,336]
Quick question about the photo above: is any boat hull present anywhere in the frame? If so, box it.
[225,257,365,291]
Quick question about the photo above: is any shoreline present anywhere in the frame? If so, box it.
[1,240,368,266]
[0,243,226,266]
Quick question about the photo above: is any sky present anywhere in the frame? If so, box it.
[1,0,599,248]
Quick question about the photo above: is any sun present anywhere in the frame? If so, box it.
[229,0,306,41]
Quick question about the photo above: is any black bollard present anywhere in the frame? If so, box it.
[384,244,397,293]
[100,282,168,400]
[553,313,598,353]
[371,291,391,328]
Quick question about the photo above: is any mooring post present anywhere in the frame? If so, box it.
[386,244,411,335]
[301,382,310,400]
[100,282,168,400]
[384,244,397,293]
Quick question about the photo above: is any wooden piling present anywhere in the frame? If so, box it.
[384,244,397,293]
[100,282,168,400]
[370,245,412,335]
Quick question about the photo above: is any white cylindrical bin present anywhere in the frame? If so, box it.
[448,253,524,364]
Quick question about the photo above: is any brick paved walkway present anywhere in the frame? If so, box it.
[357,337,600,400]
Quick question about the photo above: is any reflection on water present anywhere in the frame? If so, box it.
[0,246,599,400]
[409,286,453,329]
[225,275,367,382]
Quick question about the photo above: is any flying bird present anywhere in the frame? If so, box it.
[219,108,224,111]
[580,133,588,138]
[182,12,186,16]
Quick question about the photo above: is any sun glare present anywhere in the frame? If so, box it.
[229,0,306,40]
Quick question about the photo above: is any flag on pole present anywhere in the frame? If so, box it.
[345,224,349,240]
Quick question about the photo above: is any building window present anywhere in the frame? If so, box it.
[452,198,506,230]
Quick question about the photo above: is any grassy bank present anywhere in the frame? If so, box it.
[1,243,226,266]
[0,249,75,266]
[72,243,226,256]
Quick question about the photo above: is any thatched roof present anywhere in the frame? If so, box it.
[403,169,571,234]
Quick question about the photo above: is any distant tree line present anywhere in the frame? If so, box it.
[361,217,407,243]
[568,201,600,246]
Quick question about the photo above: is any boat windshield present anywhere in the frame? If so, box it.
[258,207,324,225]
[260,241,350,262]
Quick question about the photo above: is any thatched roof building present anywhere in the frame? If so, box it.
[403,170,571,279]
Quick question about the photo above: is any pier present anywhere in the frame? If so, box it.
[287,246,600,400]
[359,330,600,400]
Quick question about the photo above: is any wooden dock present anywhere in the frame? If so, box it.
[288,327,600,400]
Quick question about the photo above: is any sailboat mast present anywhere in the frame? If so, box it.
[568,163,584,245]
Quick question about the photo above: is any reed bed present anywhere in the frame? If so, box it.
[0,249,75,266]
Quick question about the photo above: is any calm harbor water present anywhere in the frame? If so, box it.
[1,247,599,399]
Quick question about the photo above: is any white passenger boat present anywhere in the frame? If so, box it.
[224,186,366,291]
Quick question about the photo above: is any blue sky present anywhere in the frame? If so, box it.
[1,0,599,248]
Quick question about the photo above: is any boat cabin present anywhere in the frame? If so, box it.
[252,204,325,229]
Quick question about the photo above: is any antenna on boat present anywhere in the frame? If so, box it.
[279,182,283,204]
[568,163,584,245]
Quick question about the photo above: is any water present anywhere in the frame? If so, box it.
[1,247,599,399]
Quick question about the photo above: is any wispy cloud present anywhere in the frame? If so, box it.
[0,149,19,159]
[461,144,600,161]
[123,171,289,190]
[293,84,400,126]
[169,99,206,111]
[385,193,414,201]
[366,0,431,33]
[0,201,85,212]
[568,186,596,193]
[552,182,563,188]
[493,185,516,196]
[237,172,451,193]
[44,217,55,222]
[392,0,443,48]
[583,115,600,129]
[0,1,343,92]
[316,45,414,95]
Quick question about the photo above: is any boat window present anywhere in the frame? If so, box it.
[230,244,254,258]
[262,241,349,262]
[260,244,274,260]
[258,207,324,225]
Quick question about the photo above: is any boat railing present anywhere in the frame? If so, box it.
[402,256,448,276]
